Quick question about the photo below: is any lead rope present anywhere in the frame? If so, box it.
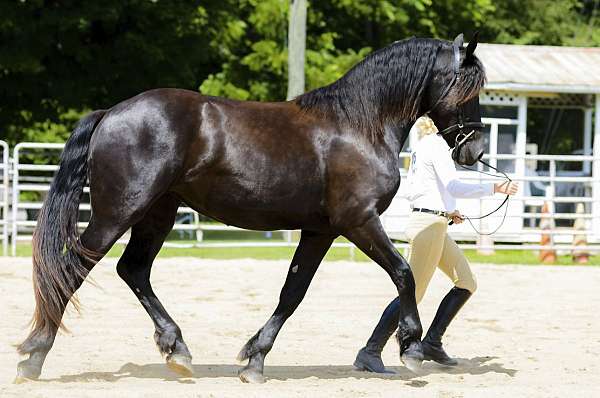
[452,159,512,236]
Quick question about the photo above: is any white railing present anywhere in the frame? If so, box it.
[383,152,600,252]
[12,143,67,256]
[10,142,268,254]
[4,142,600,256]
[0,140,9,255]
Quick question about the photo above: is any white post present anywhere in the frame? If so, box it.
[593,95,600,237]
[1,141,8,256]
[584,108,593,175]
[477,159,494,254]
[11,145,20,256]
[515,97,528,177]
[194,212,203,243]
[286,0,307,100]
[489,121,498,169]
[516,97,528,232]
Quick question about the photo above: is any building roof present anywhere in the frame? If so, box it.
[477,43,600,94]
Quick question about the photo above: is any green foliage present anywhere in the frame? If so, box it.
[200,0,291,101]
[305,33,371,89]
[0,0,227,144]
[482,0,581,45]
[201,0,599,104]
[14,108,88,144]
[2,0,600,144]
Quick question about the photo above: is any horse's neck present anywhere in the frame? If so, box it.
[382,120,412,155]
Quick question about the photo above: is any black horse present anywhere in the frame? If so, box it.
[16,34,486,384]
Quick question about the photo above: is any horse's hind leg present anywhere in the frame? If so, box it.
[237,231,335,383]
[16,218,129,382]
[116,193,193,376]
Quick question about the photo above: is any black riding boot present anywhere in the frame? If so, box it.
[422,287,472,366]
[353,297,400,373]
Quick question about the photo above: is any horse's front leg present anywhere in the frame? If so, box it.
[237,231,335,383]
[343,215,424,372]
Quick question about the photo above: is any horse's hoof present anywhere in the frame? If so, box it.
[398,337,424,374]
[15,361,41,383]
[401,352,423,374]
[166,354,193,377]
[13,375,32,384]
[238,367,266,384]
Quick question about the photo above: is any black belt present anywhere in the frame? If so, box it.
[412,208,448,218]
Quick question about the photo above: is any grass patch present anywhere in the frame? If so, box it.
[463,249,599,266]
[9,242,598,265]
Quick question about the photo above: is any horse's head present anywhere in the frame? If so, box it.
[424,33,486,166]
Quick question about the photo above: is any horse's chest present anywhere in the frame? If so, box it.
[374,169,401,211]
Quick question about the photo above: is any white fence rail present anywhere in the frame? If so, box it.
[9,143,251,255]
[2,142,600,256]
[382,152,600,252]
[0,140,9,255]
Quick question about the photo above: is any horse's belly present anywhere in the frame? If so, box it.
[174,175,329,231]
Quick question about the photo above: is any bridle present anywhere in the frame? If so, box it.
[426,35,485,162]
[425,35,511,235]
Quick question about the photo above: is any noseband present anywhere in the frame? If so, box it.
[438,106,485,162]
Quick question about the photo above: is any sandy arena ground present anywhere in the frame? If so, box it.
[0,256,599,397]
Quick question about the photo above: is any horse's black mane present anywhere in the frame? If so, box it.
[295,37,486,139]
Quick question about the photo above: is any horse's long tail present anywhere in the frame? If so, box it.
[18,110,106,355]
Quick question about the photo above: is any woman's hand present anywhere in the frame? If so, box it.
[494,180,519,195]
[448,210,464,224]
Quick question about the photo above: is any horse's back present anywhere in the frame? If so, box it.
[87,88,335,231]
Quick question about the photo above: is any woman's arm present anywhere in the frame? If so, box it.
[446,179,495,198]
[431,147,495,198]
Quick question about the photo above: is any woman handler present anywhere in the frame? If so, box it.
[354,116,519,372]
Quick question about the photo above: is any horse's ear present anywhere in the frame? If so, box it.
[453,33,464,50]
[465,31,479,62]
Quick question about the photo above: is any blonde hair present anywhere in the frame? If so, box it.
[414,116,438,140]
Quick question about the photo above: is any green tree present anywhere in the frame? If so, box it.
[2,0,599,144]
[0,0,231,144]
[200,0,599,103]
[481,0,584,45]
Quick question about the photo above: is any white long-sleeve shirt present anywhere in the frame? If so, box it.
[399,133,494,212]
